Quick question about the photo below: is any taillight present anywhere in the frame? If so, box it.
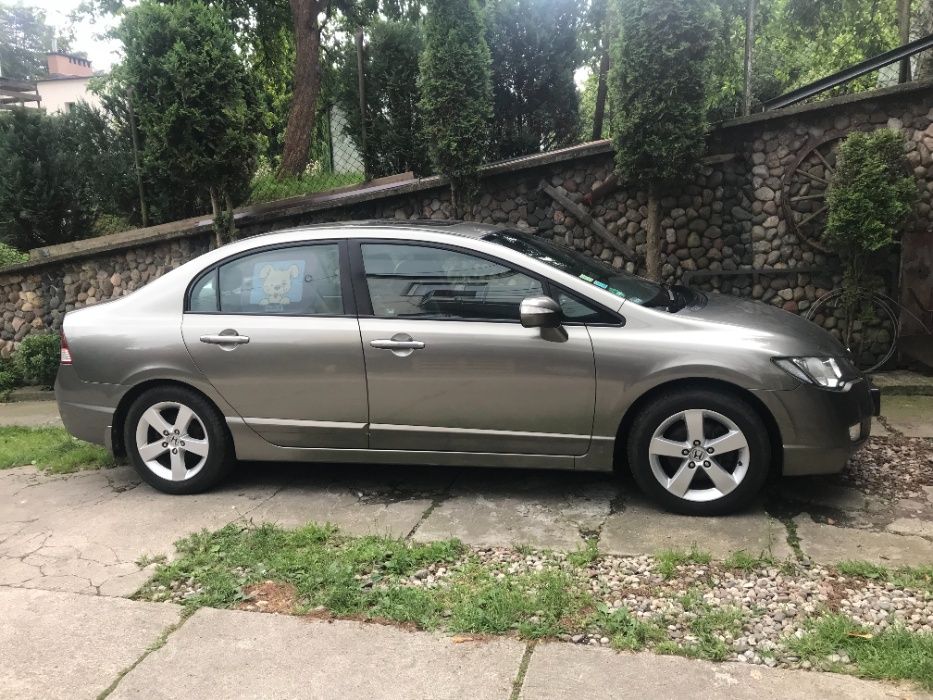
[60,333,72,365]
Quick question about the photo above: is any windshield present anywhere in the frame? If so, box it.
[484,229,666,306]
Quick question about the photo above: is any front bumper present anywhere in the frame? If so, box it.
[755,377,877,476]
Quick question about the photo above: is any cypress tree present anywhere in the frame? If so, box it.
[419,0,493,215]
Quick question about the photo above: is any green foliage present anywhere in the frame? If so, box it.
[0,243,28,267]
[335,20,430,177]
[115,0,262,242]
[0,355,23,394]
[0,109,99,249]
[249,168,364,204]
[788,613,933,690]
[14,333,61,387]
[609,0,719,193]
[655,546,712,579]
[723,549,775,571]
[567,537,600,567]
[590,604,666,650]
[485,0,583,160]
[63,102,143,229]
[836,560,933,595]
[825,129,917,258]
[0,4,72,80]
[0,426,117,472]
[419,0,492,206]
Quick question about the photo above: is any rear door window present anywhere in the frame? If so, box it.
[188,244,344,315]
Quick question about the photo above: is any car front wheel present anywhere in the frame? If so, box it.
[124,386,231,494]
[627,389,770,515]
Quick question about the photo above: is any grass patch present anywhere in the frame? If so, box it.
[788,613,933,690]
[656,546,712,579]
[567,538,600,567]
[248,170,364,204]
[447,566,589,638]
[589,604,666,651]
[141,523,464,616]
[0,426,116,473]
[836,560,933,595]
[139,522,594,640]
[723,549,775,572]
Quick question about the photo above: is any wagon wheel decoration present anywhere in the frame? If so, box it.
[781,131,849,253]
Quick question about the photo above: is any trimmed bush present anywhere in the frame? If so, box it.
[14,333,60,387]
[0,356,22,394]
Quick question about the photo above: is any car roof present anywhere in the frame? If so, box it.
[255,219,505,241]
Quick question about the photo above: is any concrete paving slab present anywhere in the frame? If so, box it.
[0,587,180,700]
[795,514,933,565]
[520,642,928,700]
[870,417,890,437]
[111,607,525,699]
[240,462,453,537]
[600,497,793,560]
[245,484,432,538]
[0,466,282,596]
[0,399,62,427]
[414,470,614,549]
[780,479,870,511]
[881,395,933,438]
[886,516,933,539]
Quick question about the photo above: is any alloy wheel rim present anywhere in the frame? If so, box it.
[134,401,209,481]
[647,409,750,503]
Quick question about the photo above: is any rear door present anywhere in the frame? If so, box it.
[181,240,368,449]
[352,240,597,456]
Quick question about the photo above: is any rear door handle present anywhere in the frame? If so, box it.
[200,334,250,345]
[370,339,425,350]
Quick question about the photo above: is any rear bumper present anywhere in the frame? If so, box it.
[54,365,123,450]
[755,378,877,476]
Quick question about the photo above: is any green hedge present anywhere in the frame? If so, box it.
[14,333,61,388]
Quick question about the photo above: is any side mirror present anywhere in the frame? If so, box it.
[520,296,562,329]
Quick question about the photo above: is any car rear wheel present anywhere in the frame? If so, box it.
[124,386,231,494]
[627,389,770,515]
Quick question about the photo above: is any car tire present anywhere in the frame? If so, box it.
[124,385,232,495]
[627,389,770,516]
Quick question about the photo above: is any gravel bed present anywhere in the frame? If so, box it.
[399,548,933,670]
[839,435,933,500]
[148,543,931,673]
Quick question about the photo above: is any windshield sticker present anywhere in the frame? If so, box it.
[594,280,608,289]
[607,287,627,298]
[579,274,594,283]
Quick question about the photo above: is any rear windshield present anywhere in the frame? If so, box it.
[484,229,664,306]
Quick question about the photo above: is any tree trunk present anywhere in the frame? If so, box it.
[209,188,223,249]
[918,0,933,78]
[897,0,912,83]
[743,0,757,116]
[591,49,610,141]
[645,192,660,282]
[277,0,324,179]
[224,191,237,242]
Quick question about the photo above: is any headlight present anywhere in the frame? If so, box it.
[772,356,858,390]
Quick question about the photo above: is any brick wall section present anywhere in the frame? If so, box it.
[1,81,932,359]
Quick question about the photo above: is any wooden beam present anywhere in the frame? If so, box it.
[542,183,636,261]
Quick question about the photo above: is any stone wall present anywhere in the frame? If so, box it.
[2,80,932,360]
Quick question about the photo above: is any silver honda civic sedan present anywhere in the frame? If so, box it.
[55,221,878,515]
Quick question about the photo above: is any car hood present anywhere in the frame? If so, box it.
[678,292,847,356]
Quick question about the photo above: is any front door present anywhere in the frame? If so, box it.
[353,241,596,456]
[182,241,368,449]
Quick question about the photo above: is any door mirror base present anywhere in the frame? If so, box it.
[520,296,563,329]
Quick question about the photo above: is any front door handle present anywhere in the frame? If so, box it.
[370,339,425,350]
[200,333,250,345]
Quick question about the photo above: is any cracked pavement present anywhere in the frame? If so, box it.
[1,397,931,698]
